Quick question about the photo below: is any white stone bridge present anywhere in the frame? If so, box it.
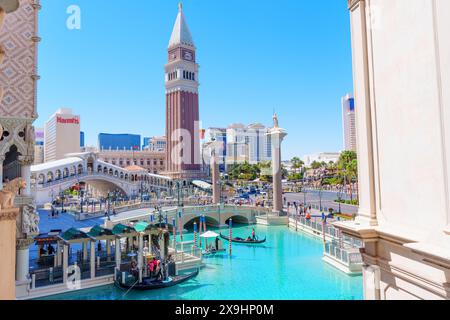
[31,152,172,205]
[105,204,273,229]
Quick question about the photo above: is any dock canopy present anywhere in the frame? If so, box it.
[112,223,135,235]
[87,225,114,237]
[192,180,212,190]
[59,228,91,242]
[133,221,149,232]
[34,230,62,245]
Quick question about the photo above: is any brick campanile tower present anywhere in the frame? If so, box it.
[164,3,203,180]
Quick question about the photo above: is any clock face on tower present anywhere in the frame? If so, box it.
[183,51,193,61]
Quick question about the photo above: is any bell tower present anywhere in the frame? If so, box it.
[164,3,202,180]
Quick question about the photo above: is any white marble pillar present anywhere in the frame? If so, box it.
[56,242,62,266]
[62,244,68,284]
[20,163,31,196]
[160,235,166,260]
[348,0,377,226]
[90,241,95,279]
[82,242,88,261]
[15,247,29,282]
[115,238,121,269]
[138,234,143,283]
[106,239,111,261]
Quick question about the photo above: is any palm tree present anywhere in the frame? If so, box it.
[337,151,358,202]
[291,157,304,174]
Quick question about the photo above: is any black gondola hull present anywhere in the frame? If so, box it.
[115,269,199,291]
[219,233,266,244]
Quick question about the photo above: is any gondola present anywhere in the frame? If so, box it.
[219,232,266,244]
[115,268,199,291]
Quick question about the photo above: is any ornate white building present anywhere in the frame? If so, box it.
[335,0,450,300]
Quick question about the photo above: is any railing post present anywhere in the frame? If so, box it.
[31,274,36,290]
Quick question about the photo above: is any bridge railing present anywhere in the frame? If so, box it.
[35,171,169,189]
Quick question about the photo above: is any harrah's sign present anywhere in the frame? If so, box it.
[57,116,79,125]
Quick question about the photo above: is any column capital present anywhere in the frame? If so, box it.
[18,155,33,166]
[16,237,34,249]
[0,207,19,221]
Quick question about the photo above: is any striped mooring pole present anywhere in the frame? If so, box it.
[203,215,207,233]
[321,215,326,248]
[193,222,197,249]
[178,210,183,241]
[172,217,177,250]
[228,218,232,255]
[165,214,169,230]
[199,216,203,247]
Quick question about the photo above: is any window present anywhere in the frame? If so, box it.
[192,73,195,81]
[183,70,186,79]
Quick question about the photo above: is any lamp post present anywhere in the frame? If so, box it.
[59,189,65,213]
[155,205,164,229]
[337,184,342,215]
[302,177,307,207]
[80,189,84,213]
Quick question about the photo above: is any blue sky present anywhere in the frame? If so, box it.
[35,0,353,160]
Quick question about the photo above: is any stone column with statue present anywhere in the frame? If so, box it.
[210,141,222,205]
[266,113,287,215]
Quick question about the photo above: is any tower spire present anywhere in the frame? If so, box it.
[169,2,194,48]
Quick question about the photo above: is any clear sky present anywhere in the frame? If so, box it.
[35,0,354,160]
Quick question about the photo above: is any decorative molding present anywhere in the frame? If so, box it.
[0,117,35,158]
[348,0,364,10]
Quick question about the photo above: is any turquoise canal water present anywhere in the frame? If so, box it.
[40,224,363,300]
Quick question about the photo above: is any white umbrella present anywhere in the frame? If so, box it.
[200,231,219,238]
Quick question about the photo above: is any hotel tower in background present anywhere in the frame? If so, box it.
[342,93,356,151]
[164,3,203,180]
[44,108,80,162]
